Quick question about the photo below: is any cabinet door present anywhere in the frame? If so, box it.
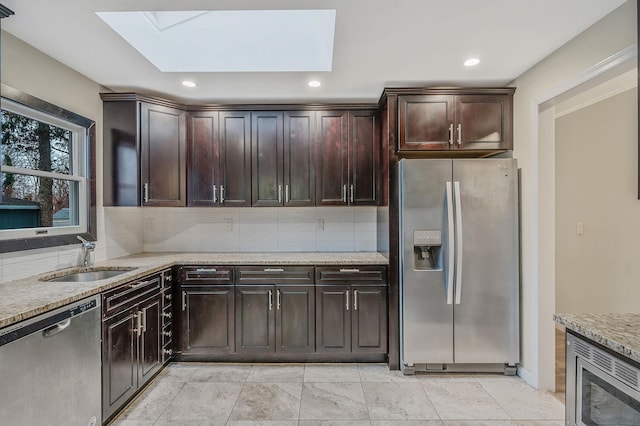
[275,286,315,353]
[315,285,350,353]
[102,309,137,421]
[454,95,512,150]
[140,103,186,206]
[138,294,162,385]
[252,112,284,206]
[349,110,379,205]
[181,286,235,354]
[219,111,251,207]
[398,95,453,151]
[188,112,219,206]
[351,286,387,353]
[235,286,275,353]
[316,111,349,205]
[284,111,315,206]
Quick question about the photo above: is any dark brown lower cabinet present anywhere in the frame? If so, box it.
[102,289,162,422]
[180,286,235,355]
[102,308,137,421]
[236,285,315,354]
[316,285,387,354]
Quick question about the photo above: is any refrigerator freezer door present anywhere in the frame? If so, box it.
[452,159,519,364]
[400,159,454,365]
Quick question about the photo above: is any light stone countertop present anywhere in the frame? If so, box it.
[554,313,640,364]
[0,251,388,329]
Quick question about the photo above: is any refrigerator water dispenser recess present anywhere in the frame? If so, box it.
[413,230,442,270]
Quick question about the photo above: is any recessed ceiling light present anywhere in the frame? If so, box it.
[464,58,480,67]
[308,80,321,88]
[182,80,196,88]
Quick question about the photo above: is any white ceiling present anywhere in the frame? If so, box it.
[0,0,628,104]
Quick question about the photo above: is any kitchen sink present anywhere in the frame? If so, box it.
[43,267,136,283]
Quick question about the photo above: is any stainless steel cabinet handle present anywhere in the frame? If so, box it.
[42,319,71,338]
[354,290,358,310]
[162,331,172,337]
[140,310,146,333]
[346,290,350,311]
[213,185,217,203]
[130,280,151,289]
[165,274,172,281]
[445,182,455,305]
[165,293,171,301]
[182,291,187,311]
[454,181,463,305]
[350,184,354,203]
[220,185,225,203]
[277,289,281,310]
[449,124,454,145]
[195,268,217,273]
[162,349,172,355]
[339,268,360,273]
[278,185,283,203]
[264,268,284,272]
[285,184,290,203]
[457,124,462,144]
[162,312,172,319]
[342,184,347,203]
[143,183,149,203]
[136,312,143,336]
[268,290,273,311]
[132,313,140,336]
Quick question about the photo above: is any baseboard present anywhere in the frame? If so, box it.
[517,365,538,388]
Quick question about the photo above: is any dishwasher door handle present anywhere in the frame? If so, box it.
[42,319,72,338]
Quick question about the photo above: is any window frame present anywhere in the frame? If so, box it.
[0,84,96,253]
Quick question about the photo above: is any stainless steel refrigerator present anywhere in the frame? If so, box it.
[399,158,519,374]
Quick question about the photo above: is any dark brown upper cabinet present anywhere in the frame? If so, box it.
[102,95,186,207]
[188,111,251,207]
[252,111,316,207]
[316,110,379,206]
[219,111,252,207]
[396,89,514,152]
[187,111,219,206]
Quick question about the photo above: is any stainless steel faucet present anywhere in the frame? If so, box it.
[77,236,96,267]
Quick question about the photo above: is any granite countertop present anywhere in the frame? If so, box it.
[0,252,388,330]
[554,313,640,364]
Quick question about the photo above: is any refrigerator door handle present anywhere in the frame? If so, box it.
[445,181,455,305]
[454,181,463,304]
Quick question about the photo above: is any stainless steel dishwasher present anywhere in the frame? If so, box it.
[0,296,102,426]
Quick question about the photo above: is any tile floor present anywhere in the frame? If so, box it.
[108,363,565,426]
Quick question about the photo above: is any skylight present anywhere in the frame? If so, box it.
[96,10,336,72]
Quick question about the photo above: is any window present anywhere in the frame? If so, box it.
[0,85,96,252]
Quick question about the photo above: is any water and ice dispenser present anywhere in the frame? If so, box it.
[413,230,442,270]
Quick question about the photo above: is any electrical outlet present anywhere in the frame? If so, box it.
[223,218,233,232]
[316,219,324,231]
[145,218,156,232]
[576,221,584,235]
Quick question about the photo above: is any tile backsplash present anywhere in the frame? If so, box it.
[0,206,377,283]
[143,206,377,253]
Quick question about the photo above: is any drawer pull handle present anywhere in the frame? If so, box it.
[182,291,186,311]
[346,290,349,311]
[162,331,172,337]
[130,280,152,289]
[268,290,273,311]
[165,275,172,281]
[162,349,172,355]
[264,268,284,272]
[354,290,358,310]
[339,268,360,273]
[162,312,172,319]
[195,268,218,273]
[277,289,281,310]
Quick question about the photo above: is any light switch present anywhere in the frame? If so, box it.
[576,221,584,235]
[223,218,233,232]
[316,219,325,231]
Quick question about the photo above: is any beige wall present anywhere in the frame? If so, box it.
[510,0,636,388]
[555,87,639,313]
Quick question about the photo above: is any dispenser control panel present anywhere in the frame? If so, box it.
[413,230,441,246]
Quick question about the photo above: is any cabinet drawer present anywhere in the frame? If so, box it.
[103,275,161,317]
[180,266,234,285]
[316,265,387,285]
[236,266,314,285]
